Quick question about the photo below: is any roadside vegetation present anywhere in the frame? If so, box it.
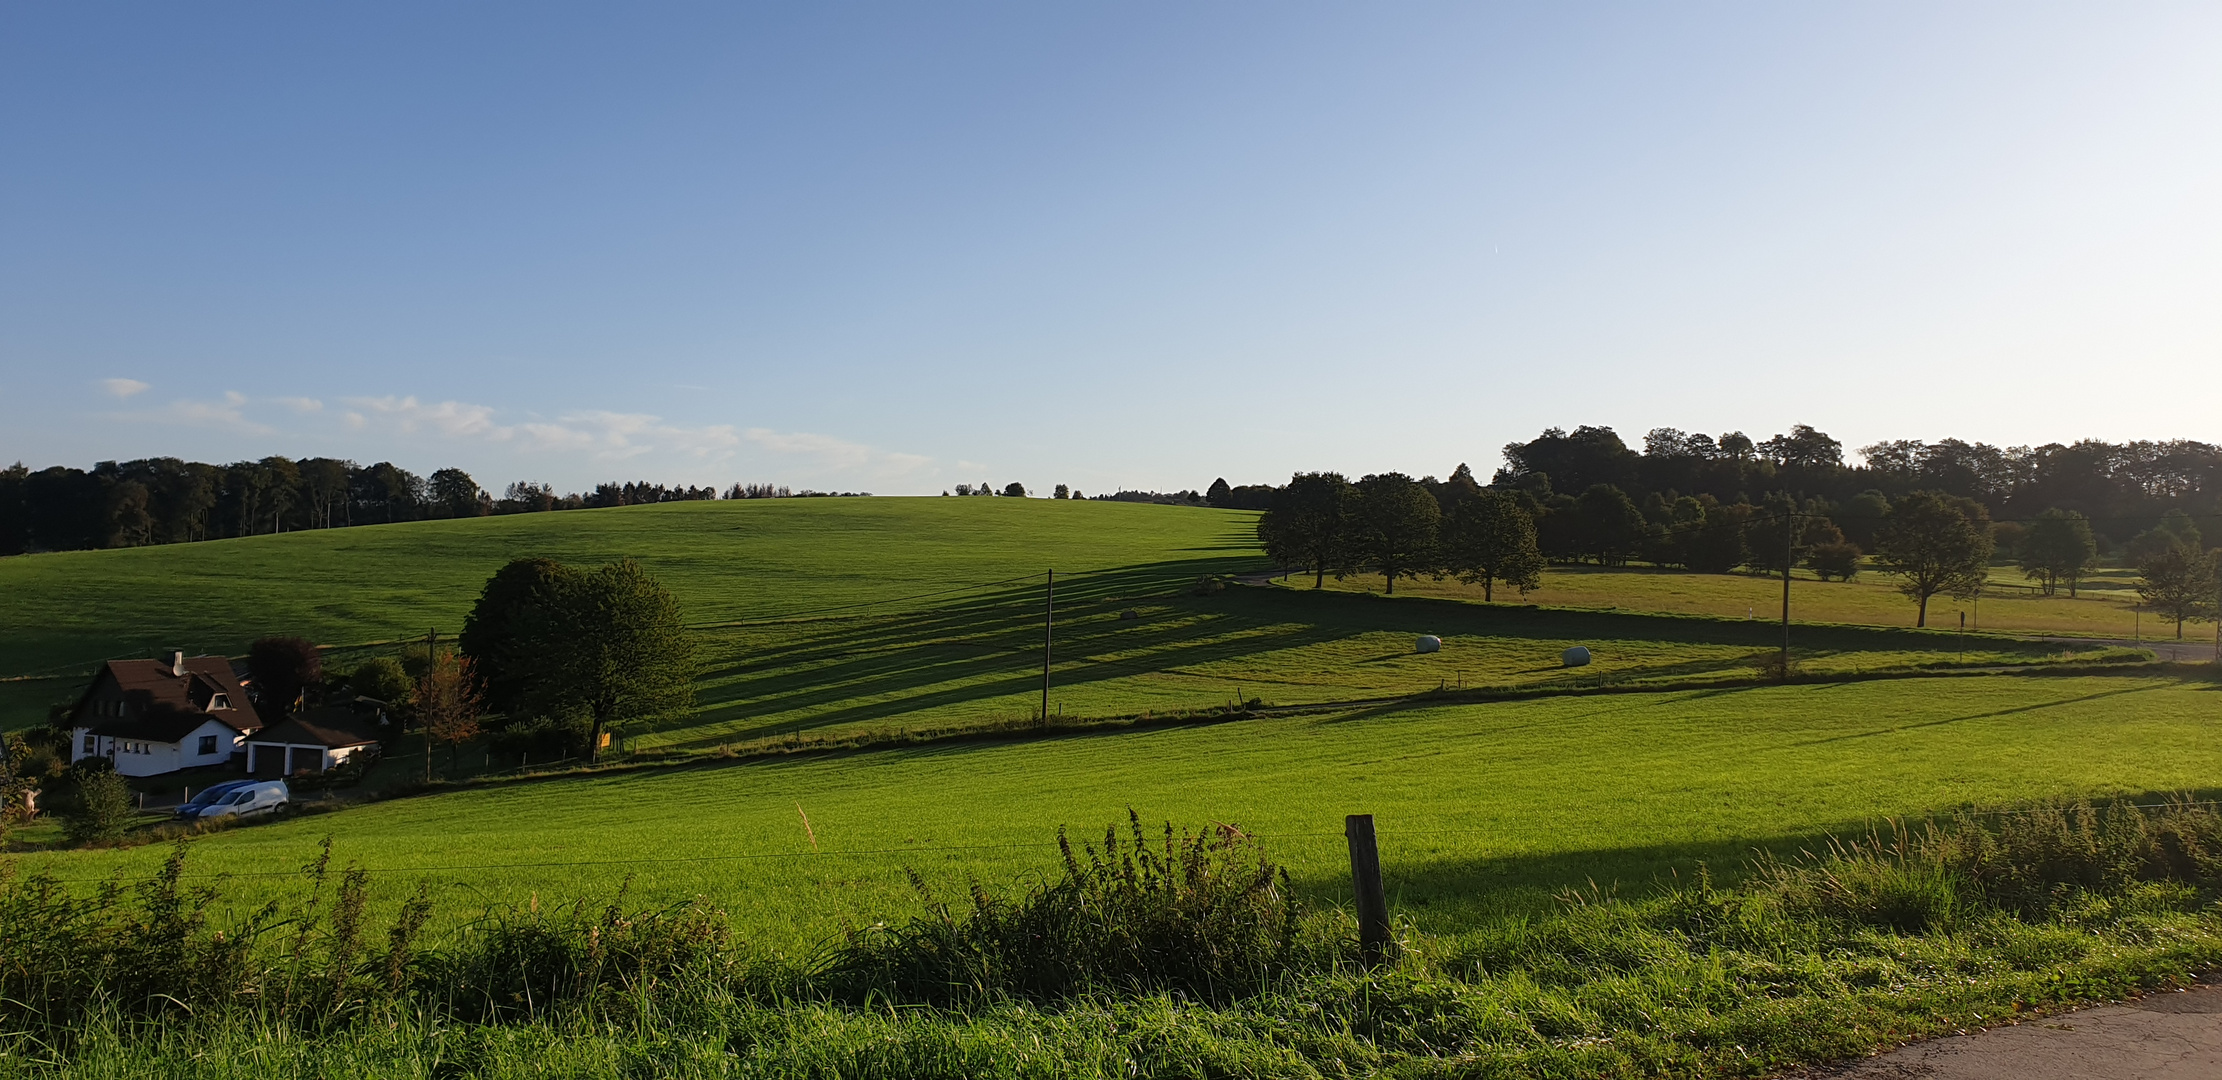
[8,799,2222,1078]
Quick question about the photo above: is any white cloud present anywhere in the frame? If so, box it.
[746,427,933,478]
[101,378,150,398]
[92,387,934,488]
[340,398,753,464]
[100,394,277,435]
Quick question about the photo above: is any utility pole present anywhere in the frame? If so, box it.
[425,628,437,783]
[1780,512,1793,679]
[1042,569,1054,723]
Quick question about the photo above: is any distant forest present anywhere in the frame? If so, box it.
[1211,425,2222,554]
[6,425,2217,559]
[0,457,863,556]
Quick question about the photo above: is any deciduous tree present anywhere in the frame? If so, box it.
[1256,472,1355,588]
[1353,472,1440,594]
[1439,490,1543,601]
[2019,508,2096,597]
[512,560,694,763]
[429,469,486,519]
[248,636,322,721]
[1570,484,1645,565]
[2136,543,2218,639]
[1873,492,1994,627]
[459,557,582,716]
[415,653,484,774]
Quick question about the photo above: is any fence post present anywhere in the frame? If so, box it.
[1345,813,1390,966]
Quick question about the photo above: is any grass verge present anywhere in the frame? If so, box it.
[7,801,2222,1078]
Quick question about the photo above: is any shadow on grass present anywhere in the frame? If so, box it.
[654,563,2103,748]
[1277,784,2222,933]
[1791,682,2168,746]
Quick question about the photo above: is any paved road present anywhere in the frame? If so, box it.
[1797,983,2222,1079]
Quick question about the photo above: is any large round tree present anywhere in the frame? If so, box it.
[1873,491,1994,627]
[510,559,695,762]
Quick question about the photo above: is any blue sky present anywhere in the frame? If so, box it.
[3,3,2218,495]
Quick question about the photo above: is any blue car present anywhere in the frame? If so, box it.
[175,779,257,820]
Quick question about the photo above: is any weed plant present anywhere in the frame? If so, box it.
[821,812,1308,1004]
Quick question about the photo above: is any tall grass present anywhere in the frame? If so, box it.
[10,801,2222,1077]
[820,811,1309,1004]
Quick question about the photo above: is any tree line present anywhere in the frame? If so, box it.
[0,455,857,556]
[1248,424,2222,632]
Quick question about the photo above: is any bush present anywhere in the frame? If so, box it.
[60,762,135,845]
[821,813,1304,1004]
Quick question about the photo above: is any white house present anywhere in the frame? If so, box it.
[69,652,262,778]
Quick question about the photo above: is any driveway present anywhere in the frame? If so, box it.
[1795,981,2222,1079]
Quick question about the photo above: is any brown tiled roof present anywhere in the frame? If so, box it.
[77,657,260,744]
[249,709,382,749]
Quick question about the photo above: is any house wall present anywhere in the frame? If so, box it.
[106,736,182,778]
[72,720,244,777]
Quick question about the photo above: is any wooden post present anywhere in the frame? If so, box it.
[1345,813,1390,966]
[1041,569,1054,723]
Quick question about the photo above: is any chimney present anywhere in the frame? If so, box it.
[170,650,186,677]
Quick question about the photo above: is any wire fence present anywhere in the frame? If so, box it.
[27,803,2222,884]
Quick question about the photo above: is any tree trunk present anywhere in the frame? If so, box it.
[1483,577,1494,603]
[1917,594,1929,628]
[1384,569,1395,595]
[589,707,606,764]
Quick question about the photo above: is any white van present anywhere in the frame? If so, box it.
[187,780,289,821]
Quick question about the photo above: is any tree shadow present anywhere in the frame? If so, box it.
[650,568,2095,748]
[1276,784,2222,933]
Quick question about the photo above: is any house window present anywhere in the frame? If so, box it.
[210,694,230,710]
[198,735,219,756]
[82,734,96,755]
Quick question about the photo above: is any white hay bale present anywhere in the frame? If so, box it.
[1561,646,1592,667]
[1415,635,1441,654]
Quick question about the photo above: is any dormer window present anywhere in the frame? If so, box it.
[209,694,231,711]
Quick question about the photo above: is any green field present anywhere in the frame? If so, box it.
[0,498,2126,740]
[0,498,1258,730]
[1321,562,2170,639]
[18,673,2216,951]
[9,497,2222,1076]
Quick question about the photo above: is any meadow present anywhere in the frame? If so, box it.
[0,497,2126,740]
[8,498,2222,1077]
[16,672,2217,951]
[1321,562,2171,640]
[0,497,1259,730]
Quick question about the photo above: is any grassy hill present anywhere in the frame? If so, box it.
[5,497,2107,740]
[17,672,2215,950]
[9,496,2214,1075]
[0,497,1261,728]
